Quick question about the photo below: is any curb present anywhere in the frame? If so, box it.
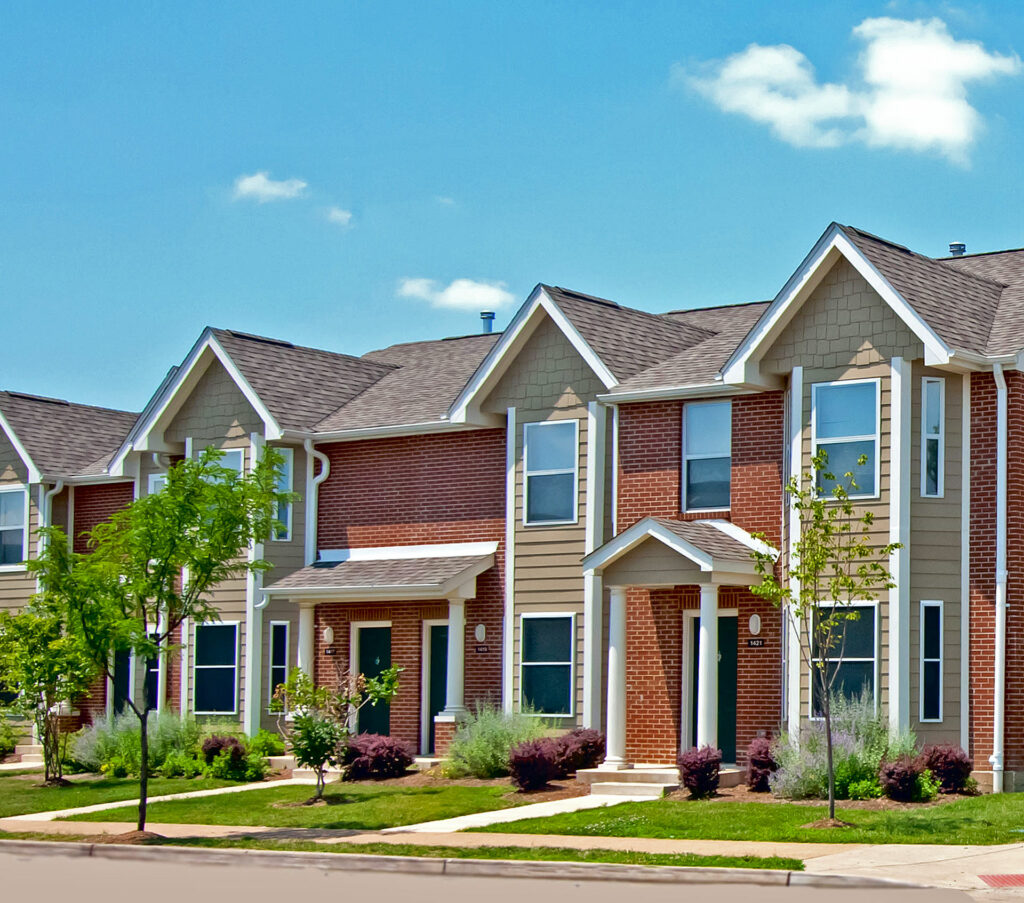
[0,838,925,889]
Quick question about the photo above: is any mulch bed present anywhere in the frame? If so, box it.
[665,782,973,809]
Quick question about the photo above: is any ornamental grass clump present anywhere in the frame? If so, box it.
[443,704,548,779]
[678,745,722,799]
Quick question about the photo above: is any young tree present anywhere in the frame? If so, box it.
[750,451,898,823]
[29,447,289,831]
[0,602,97,783]
[272,665,401,799]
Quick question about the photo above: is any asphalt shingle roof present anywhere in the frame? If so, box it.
[650,516,760,562]
[264,554,492,592]
[939,249,1024,356]
[0,391,138,478]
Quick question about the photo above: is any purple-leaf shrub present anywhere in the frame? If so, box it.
[509,738,559,791]
[554,729,605,776]
[678,745,722,799]
[746,736,777,793]
[878,756,922,802]
[201,735,244,766]
[342,734,414,781]
[919,744,972,794]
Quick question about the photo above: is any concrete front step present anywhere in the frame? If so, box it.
[579,764,744,795]
[18,754,44,765]
[591,781,677,798]
[15,744,42,756]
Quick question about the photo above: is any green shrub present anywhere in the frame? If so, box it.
[74,711,202,775]
[248,728,285,758]
[914,768,941,803]
[159,750,204,778]
[0,713,17,759]
[443,704,548,778]
[847,778,883,800]
[204,747,268,782]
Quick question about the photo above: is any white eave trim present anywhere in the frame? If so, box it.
[318,541,499,562]
[109,331,284,472]
[280,419,489,444]
[448,285,617,424]
[596,381,760,404]
[0,409,42,483]
[722,224,954,387]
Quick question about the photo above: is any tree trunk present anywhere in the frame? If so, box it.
[822,674,835,821]
[137,708,149,832]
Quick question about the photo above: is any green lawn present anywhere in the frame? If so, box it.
[480,795,1024,845]
[65,783,519,830]
[0,773,232,819]
[0,831,802,871]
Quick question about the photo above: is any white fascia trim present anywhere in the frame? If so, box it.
[317,541,499,563]
[704,519,779,560]
[0,409,41,483]
[596,382,759,404]
[722,225,953,386]
[282,420,487,444]
[583,518,713,574]
[448,286,616,424]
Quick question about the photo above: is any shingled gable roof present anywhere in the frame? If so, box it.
[940,248,1024,356]
[0,391,137,481]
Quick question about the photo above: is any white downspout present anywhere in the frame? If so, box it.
[302,439,330,566]
[36,479,65,591]
[991,364,1008,793]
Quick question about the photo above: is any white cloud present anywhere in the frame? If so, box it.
[326,206,353,227]
[398,277,515,311]
[233,171,308,202]
[682,17,1020,162]
[435,196,456,206]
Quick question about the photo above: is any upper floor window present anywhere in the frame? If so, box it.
[0,487,27,567]
[683,401,731,511]
[811,380,879,497]
[219,448,244,474]
[921,377,944,498]
[520,614,574,716]
[523,421,578,525]
[148,472,167,495]
[272,447,294,541]
[811,603,877,717]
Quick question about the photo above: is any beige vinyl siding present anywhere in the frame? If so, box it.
[0,432,36,613]
[767,257,924,723]
[482,316,607,725]
[909,365,962,743]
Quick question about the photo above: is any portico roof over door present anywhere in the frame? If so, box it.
[582,516,775,586]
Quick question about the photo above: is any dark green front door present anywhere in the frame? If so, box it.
[113,649,131,713]
[357,626,391,735]
[690,615,738,763]
[427,624,449,753]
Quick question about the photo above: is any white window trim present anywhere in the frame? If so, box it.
[519,612,576,717]
[420,618,449,755]
[920,599,944,723]
[267,620,290,712]
[349,620,392,733]
[921,377,945,499]
[192,620,239,716]
[679,607,739,750]
[217,447,245,474]
[0,484,29,573]
[147,472,168,496]
[807,600,879,720]
[271,447,294,542]
[810,378,881,500]
[681,399,732,513]
[522,420,579,527]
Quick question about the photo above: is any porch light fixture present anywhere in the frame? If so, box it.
[475,624,486,643]
[748,614,761,636]
[322,626,335,646]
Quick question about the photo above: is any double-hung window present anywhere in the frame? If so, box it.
[921,378,944,498]
[520,614,574,716]
[0,487,27,567]
[682,401,731,510]
[268,621,289,706]
[523,421,578,525]
[272,448,294,541]
[811,603,876,717]
[193,623,238,714]
[148,472,167,495]
[219,448,244,475]
[920,600,943,722]
[811,380,879,497]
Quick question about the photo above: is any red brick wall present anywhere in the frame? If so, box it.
[312,429,507,747]
[1007,374,1024,771]
[617,394,785,764]
[72,482,134,553]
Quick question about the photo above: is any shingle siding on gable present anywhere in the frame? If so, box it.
[164,360,263,444]
[762,258,924,376]
[0,429,27,484]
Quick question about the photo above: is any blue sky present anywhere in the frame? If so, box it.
[2,1,1023,411]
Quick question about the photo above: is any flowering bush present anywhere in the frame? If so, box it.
[678,745,722,799]
[443,704,548,778]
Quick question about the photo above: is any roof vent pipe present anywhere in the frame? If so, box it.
[949,241,966,257]
[480,311,496,334]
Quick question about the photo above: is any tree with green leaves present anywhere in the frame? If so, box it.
[271,665,402,799]
[750,451,899,823]
[29,447,291,831]
[0,600,97,783]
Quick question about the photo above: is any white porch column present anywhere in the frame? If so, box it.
[600,585,629,769]
[696,583,719,750]
[441,597,467,716]
[297,603,316,678]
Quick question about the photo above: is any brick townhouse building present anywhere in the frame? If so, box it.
[2,221,1024,791]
